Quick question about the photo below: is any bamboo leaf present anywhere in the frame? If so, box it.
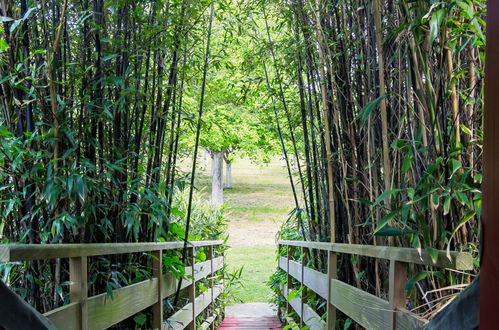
[430,9,446,45]
[457,1,474,19]
[401,154,412,174]
[373,189,400,207]
[374,209,399,233]
[443,195,452,215]
[425,246,438,264]
[449,159,462,178]
[446,210,476,259]
[356,95,386,128]
[406,271,428,297]
[374,227,412,236]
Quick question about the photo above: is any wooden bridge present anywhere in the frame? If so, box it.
[0,241,223,330]
[278,240,473,330]
[0,240,472,329]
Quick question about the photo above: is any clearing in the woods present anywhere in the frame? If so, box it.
[196,158,294,303]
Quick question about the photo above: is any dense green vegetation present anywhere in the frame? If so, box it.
[0,0,486,327]
[262,0,485,325]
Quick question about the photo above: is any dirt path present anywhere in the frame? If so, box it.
[227,218,281,246]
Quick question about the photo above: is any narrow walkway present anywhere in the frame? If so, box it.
[220,303,282,329]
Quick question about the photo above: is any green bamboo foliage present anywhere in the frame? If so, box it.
[0,0,222,317]
[260,0,484,321]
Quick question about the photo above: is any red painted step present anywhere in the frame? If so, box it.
[218,316,283,329]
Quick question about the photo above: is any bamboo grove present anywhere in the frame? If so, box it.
[0,0,487,327]
[0,0,230,322]
[259,0,485,322]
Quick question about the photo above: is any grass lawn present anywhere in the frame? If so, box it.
[225,245,278,302]
[194,159,295,224]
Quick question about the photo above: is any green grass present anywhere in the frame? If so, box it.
[225,245,278,302]
[228,206,290,222]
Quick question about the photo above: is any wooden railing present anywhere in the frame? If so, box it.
[278,240,474,330]
[0,240,224,330]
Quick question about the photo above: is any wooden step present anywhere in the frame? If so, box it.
[218,316,282,329]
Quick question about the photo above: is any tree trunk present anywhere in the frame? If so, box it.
[202,149,209,171]
[225,160,232,189]
[211,151,224,205]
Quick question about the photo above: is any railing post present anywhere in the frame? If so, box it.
[152,249,163,330]
[70,256,88,330]
[327,250,337,329]
[208,245,215,330]
[187,246,196,330]
[286,245,292,316]
[300,247,308,327]
[389,260,407,329]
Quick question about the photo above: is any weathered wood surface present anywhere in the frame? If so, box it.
[200,315,216,330]
[329,279,426,330]
[281,284,325,330]
[278,257,328,299]
[278,254,427,330]
[88,279,159,330]
[0,241,223,262]
[70,256,88,329]
[166,285,222,330]
[44,302,79,330]
[36,241,224,329]
[153,250,163,329]
[396,308,427,330]
[330,279,391,330]
[326,250,337,329]
[389,260,408,329]
[278,240,472,270]
[44,257,225,330]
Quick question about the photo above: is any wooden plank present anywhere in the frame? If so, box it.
[281,307,300,330]
[396,308,427,330]
[286,247,292,316]
[160,257,223,301]
[195,257,223,282]
[200,315,216,330]
[300,247,307,328]
[327,251,337,329]
[0,241,223,262]
[44,302,79,330]
[0,247,8,263]
[278,241,473,270]
[87,278,158,330]
[330,279,391,330]
[44,263,225,330]
[69,256,87,329]
[187,247,196,330]
[195,285,222,318]
[281,284,325,330]
[167,302,193,330]
[278,257,328,299]
[191,240,223,247]
[208,246,215,330]
[167,285,222,330]
[389,260,407,329]
[161,270,191,300]
[153,250,163,330]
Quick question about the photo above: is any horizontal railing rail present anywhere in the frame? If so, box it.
[0,241,224,330]
[278,240,474,330]
[0,240,222,262]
